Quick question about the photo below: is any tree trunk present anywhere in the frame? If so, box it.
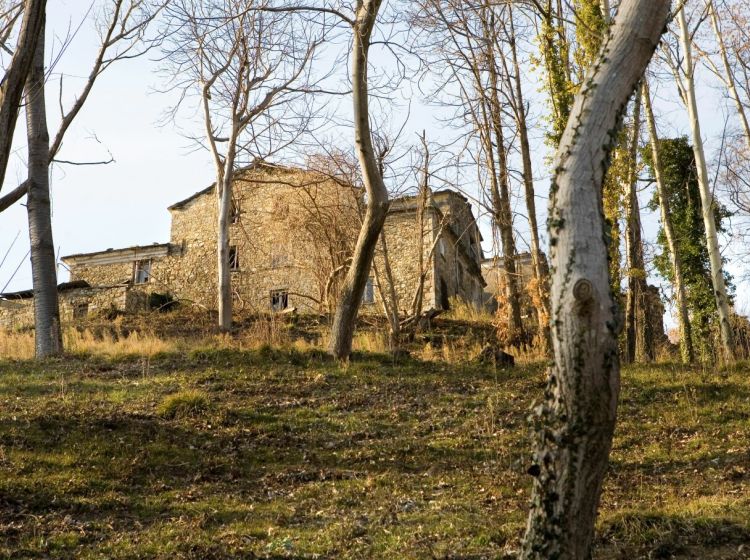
[329,0,388,361]
[376,230,401,350]
[509,6,550,352]
[25,14,62,359]
[217,167,233,331]
[411,133,429,321]
[600,0,610,19]
[676,7,735,362]
[642,82,694,364]
[0,0,46,190]
[483,10,524,342]
[624,94,653,363]
[520,1,670,557]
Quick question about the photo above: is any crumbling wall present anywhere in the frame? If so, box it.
[0,285,141,330]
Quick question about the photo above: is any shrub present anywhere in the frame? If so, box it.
[157,390,210,419]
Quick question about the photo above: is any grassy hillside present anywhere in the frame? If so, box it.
[0,341,748,558]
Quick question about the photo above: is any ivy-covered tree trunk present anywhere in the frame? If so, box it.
[538,0,573,146]
[520,1,671,557]
[642,82,694,364]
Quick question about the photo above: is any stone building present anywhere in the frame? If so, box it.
[0,281,141,330]
[1,163,485,328]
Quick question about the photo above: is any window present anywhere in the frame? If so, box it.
[362,277,375,304]
[270,289,288,311]
[457,264,464,287]
[73,303,89,319]
[229,246,240,270]
[133,259,151,284]
[439,238,446,258]
[230,199,241,224]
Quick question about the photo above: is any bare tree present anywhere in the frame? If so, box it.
[162,0,320,331]
[0,0,45,190]
[1,0,164,215]
[662,5,735,361]
[520,0,671,557]
[623,94,654,363]
[702,0,750,147]
[413,0,526,342]
[5,1,164,358]
[502,4,550,351]
[23,12,61,357]
[329,0,390,361]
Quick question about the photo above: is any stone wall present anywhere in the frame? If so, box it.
[0,285,142,330]
[69,262,133,286]
[434,226,485,310]
[0,299,33,330]
[372,207,437,315]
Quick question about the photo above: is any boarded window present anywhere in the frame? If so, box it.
[229,246,240,270]
[73,303,89,319]
[134,260,151,284]
[270,289,288,311]
[362,277,375,304]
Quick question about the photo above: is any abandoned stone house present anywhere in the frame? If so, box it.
[0,163,486,328]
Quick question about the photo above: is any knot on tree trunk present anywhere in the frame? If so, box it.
[573,278,594,302]
[573,278,595,319]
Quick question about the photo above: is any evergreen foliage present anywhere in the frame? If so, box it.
[644,136,732,357]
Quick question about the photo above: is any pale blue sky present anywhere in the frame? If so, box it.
[1,1,747,324]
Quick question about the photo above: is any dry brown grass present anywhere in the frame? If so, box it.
[236,315,293,348]
[0,329,36,360]
[0,328,175,360]
[444,296,495,323]
[352,330,390,354]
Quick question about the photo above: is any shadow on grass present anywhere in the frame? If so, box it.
[597,512,750,558]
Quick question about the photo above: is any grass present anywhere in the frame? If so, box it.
[0,339,748,558]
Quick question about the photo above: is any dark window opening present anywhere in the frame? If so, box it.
[271,289,288,312]
[229,246,240,271]
[73,303,89,319]
[134,260,151,284]
[440,278,450,310]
